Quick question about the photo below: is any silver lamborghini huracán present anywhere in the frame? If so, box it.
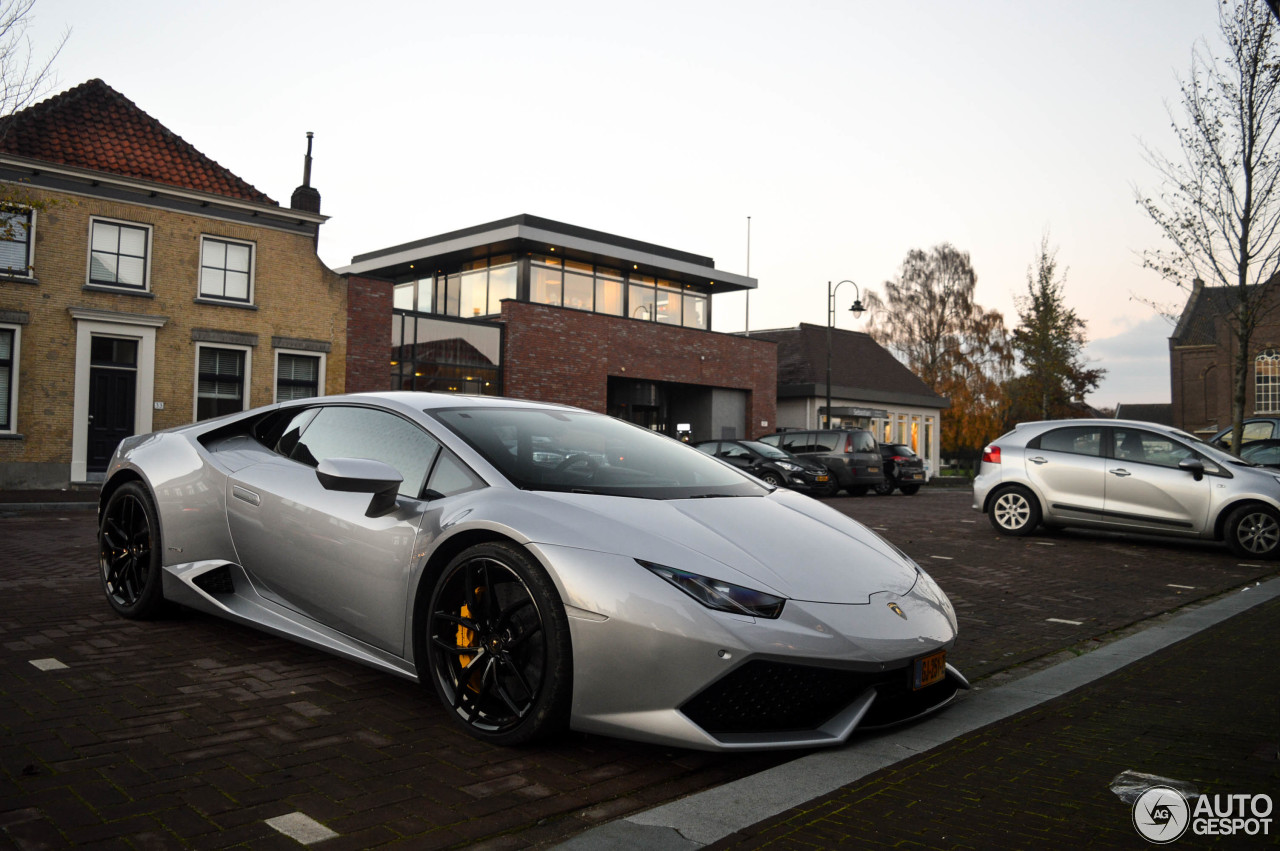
[98,392,967,751]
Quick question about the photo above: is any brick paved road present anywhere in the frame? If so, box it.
[1,490,1275,849]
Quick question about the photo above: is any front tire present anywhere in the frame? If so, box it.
[760,471,784,488]
[424,542,572,746]
[99,481,165,619]
[899,484,921,496]
[846,485,869,497]
[873,478,895,496]
[1225,504,1280,559]
[988,486,1041,536]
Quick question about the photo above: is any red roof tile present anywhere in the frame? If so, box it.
[0,79,276,205]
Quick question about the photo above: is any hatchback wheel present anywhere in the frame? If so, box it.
[988,486,1041,536]
[1225,504,1280,559]
[873,478,895,496]
[760,471,784,488]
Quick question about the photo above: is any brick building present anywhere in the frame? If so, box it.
[338,215,776,440]
[0,80,346,488]
[750,324,948,475]
[1169,278,1280,434]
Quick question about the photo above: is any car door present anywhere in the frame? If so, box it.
[1022,425,1107,521]
[1103,427,1215,534]
[225,404,441,654]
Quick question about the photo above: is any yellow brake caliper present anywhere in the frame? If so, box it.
[456,588,484,691]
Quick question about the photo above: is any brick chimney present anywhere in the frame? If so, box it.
[290,131,321,214]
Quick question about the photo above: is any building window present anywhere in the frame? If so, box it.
[0,208,32,277]
[196,345,249,420]
[200,237,254,302]
[90,219,150,289]
[1257,350,1280,413]
[276,351,323,401]
[0,326,17,431]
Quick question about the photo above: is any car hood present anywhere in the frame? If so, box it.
[512,489,918,604]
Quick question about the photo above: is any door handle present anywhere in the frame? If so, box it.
[1109,469,1131,478]
[232,485,261,506]
[1029,456,1047,465]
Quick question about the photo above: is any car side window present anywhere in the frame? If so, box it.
[1034,426,1103,457]
[812,433,841,452]
[721,443,752,460]
[290,406,440,498]
[694,442,718,456]
[426,450,484,497]
[1243,421,1275,442]
[1113,429,1197,470]
[850,431,875,453]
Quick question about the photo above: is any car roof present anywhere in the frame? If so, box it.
[1013,418,1200,442]
[345,391,581,414]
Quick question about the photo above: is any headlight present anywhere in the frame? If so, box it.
[776,461,802,472]
[638,560,785,619]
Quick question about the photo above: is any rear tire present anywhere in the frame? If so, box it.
[873,478,895,496]
[899,484,921,496]
[988,486,1041,536]
[1225,503,1280,559]
[846,485,869,497]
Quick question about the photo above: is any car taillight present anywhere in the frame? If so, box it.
[892,455,908,463]
[844,435,853,453]
[982,445,1001,464]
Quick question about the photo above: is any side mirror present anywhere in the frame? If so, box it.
[316,457,404,517]
[1178,458,1205,482]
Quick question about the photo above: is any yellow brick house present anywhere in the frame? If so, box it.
[0,79,346,488]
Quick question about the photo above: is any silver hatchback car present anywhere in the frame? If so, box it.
[973,419,1280,558]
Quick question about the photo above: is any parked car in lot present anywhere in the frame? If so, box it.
[99,392,967,751]
[875,443,926,496]
[1238,439,1280,468]
[974,418,1280,558]
[693,439,836,495]
[1209,417,1280,450]
[757,429,882,495]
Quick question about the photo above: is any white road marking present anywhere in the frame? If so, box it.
[266,813,337,845]
[29,658,68,671]
[1046,618,1083,626]
[1167,584,1196,590]
[930,555,954,560]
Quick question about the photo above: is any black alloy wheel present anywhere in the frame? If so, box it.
[873,477,896,496]
[425,542,571,745]
[99,481,165,618]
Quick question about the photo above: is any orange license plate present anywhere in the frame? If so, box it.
[815,475,829,482]
[913,651,946,690]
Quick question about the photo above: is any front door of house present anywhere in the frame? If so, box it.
[87,336,137,472]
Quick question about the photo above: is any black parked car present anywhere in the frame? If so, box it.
[874,443,926,495]
[756,429,882,495]
[694,439,837,495]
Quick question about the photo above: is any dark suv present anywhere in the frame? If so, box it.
[875,443,926,495]
[757,429,882,495]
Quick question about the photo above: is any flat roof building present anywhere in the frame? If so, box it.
[339,215,777,441]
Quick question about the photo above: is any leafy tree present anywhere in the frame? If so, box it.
[1137,0,1280,451]
[865,244,1013,467]
[1007,237,1104,422]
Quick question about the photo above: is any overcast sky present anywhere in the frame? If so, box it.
[31,0,1226,408]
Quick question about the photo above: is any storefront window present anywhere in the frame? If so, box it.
[596,269,624,316]
[564,260,593,310]
[488,260,517,314]
[629,276,656,320]
[393,282,414,310]
[683,292,707,329]
[459,264,487,318]
[532,255,562,306]
[655,280,681,325]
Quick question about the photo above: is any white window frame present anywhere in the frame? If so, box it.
[0,323,20,433]
[273,348,326,403]
[1256,349,1280,414]
[87,217,153,292]
[0,206,35,278]
[198,235,256,304]
[193,342,252,421]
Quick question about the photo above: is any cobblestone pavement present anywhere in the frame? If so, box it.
[1,489,1275,849]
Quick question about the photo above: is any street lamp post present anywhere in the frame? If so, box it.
[825,279,866,429]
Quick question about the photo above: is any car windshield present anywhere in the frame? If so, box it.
[888,444,916,456]
[742,440,790,460]
[432,406,766,498]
